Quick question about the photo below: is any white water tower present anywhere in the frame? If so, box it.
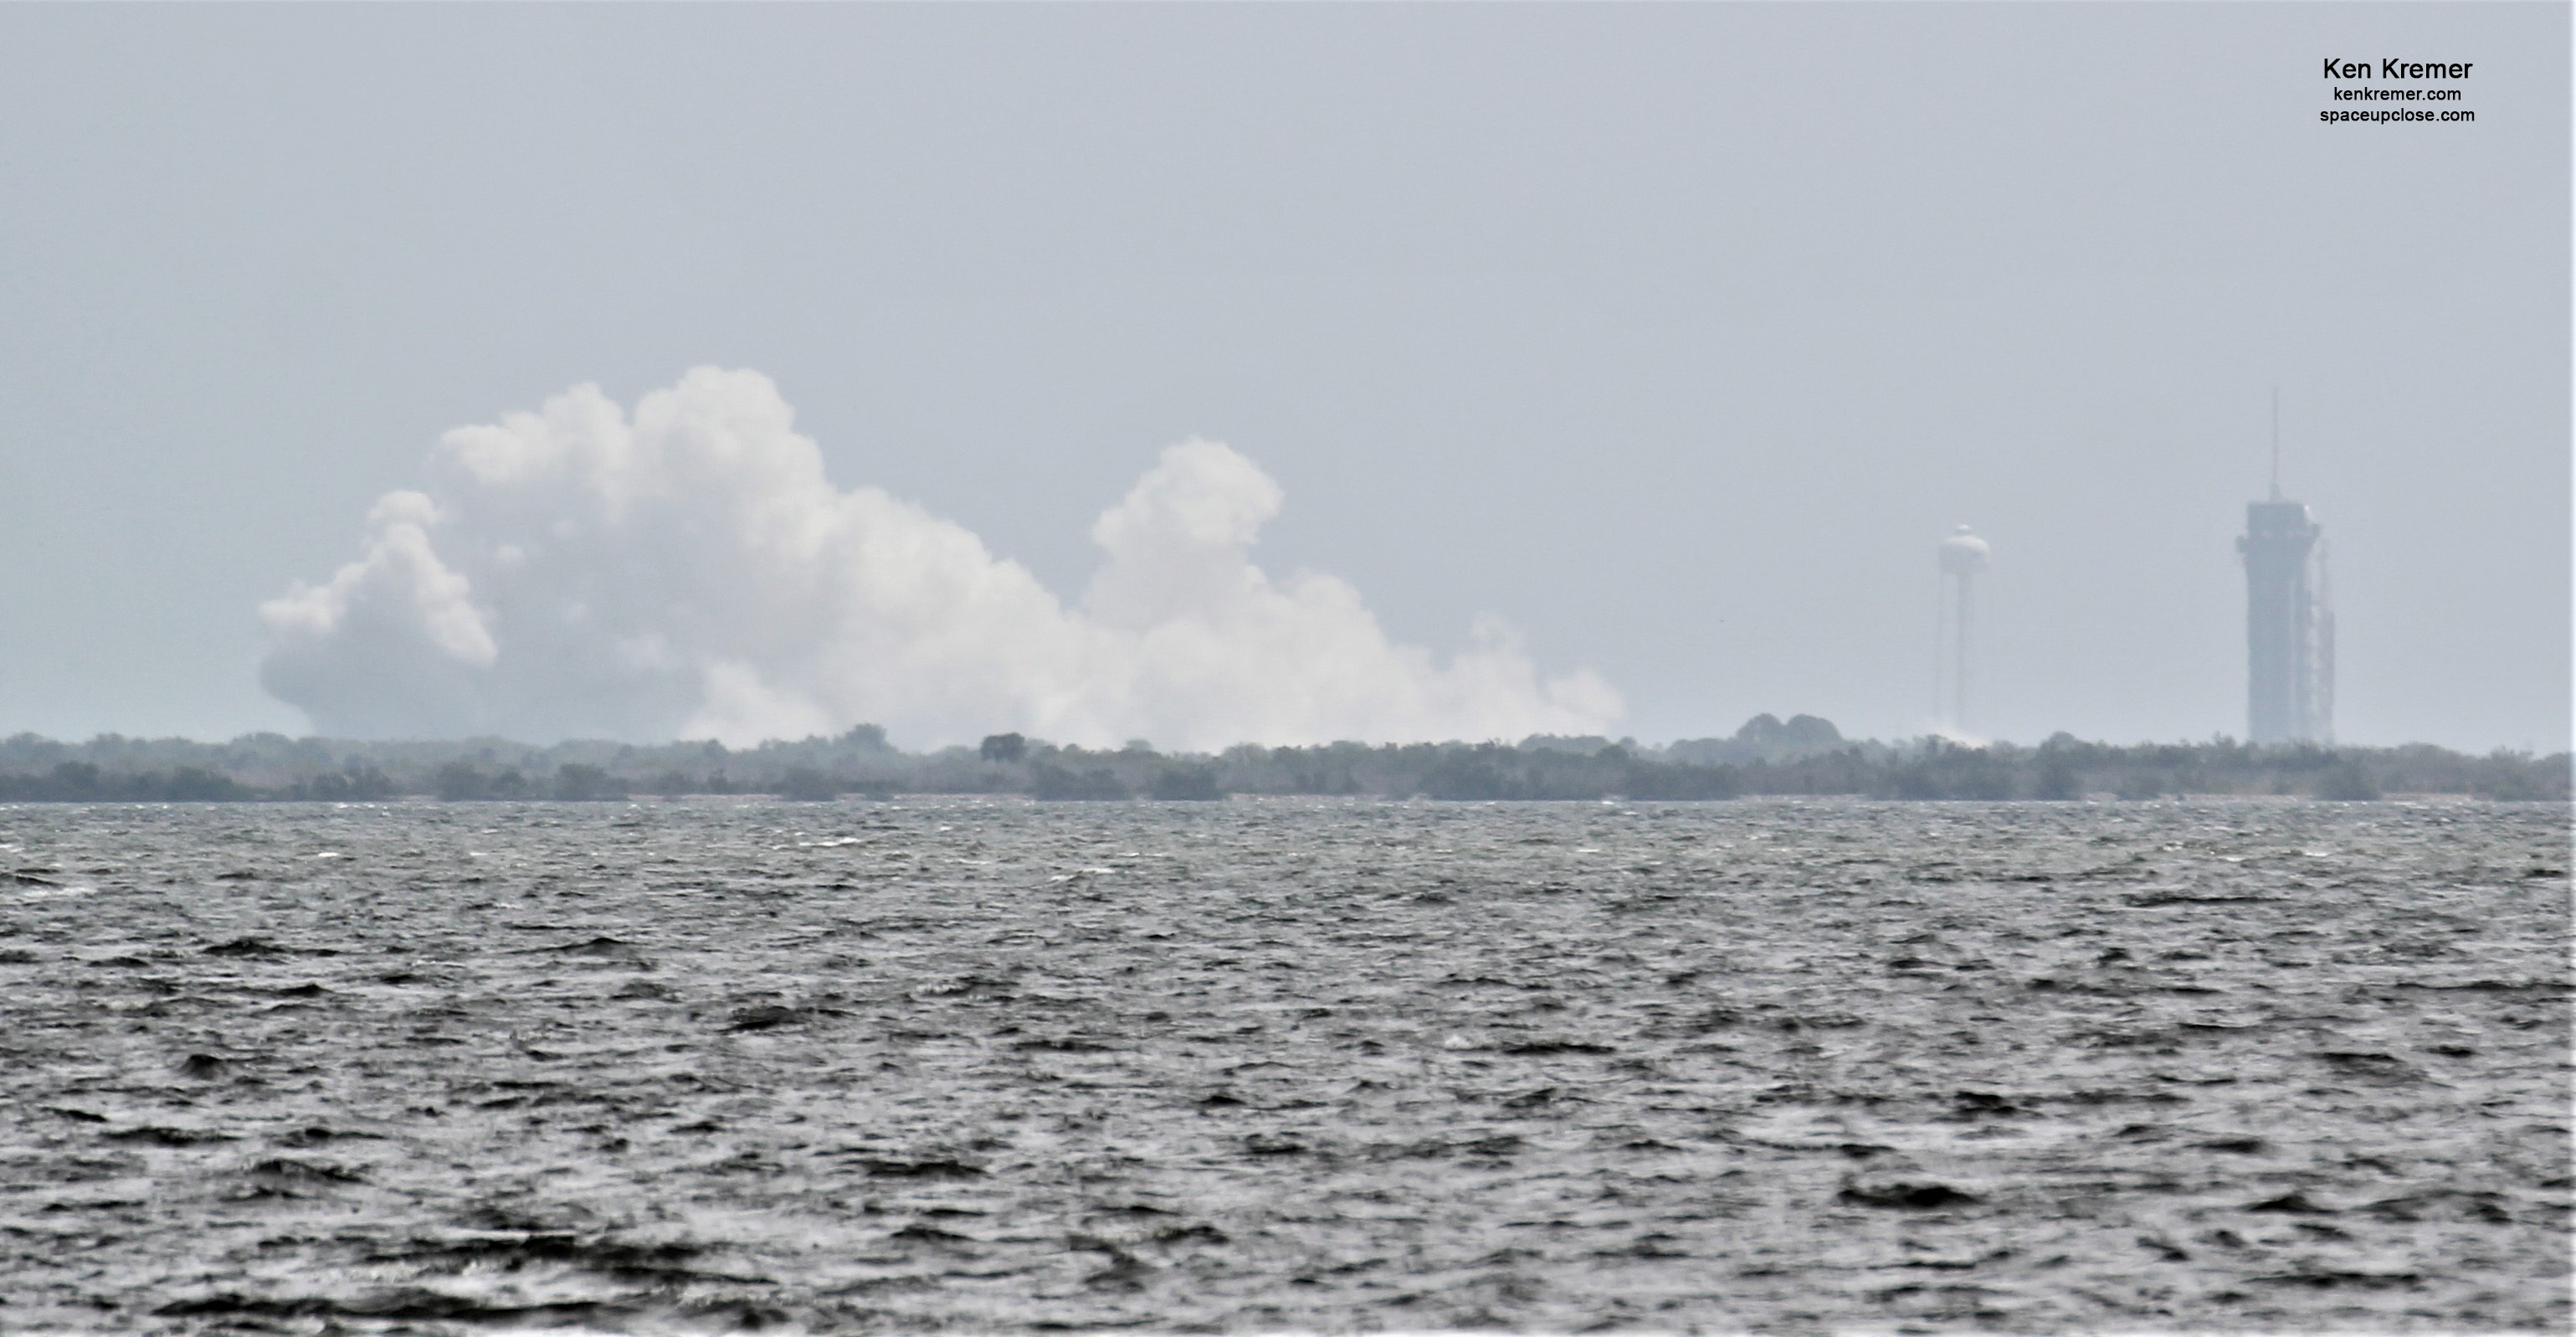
[1936,525,1990,733]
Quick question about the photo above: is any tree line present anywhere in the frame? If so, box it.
[0,715,2562,803]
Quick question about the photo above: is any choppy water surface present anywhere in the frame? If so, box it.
[1,799,2568,1334]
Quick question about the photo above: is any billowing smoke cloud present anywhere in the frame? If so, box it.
[260,369,1620,750]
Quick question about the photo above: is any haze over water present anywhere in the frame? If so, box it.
[3,797,2566,1333]
[2,5,2564,749]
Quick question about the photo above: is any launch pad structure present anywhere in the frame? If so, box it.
[2238,396,2334,745]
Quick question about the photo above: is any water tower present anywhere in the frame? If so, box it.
[1935,525,1990,733]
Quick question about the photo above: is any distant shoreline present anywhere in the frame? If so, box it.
[3,719,2563,804]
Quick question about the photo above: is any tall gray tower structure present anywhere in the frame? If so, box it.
[1935,525,1989,733]
[2237,398,2334,744]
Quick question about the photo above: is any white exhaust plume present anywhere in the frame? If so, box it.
[259,368,1622,749]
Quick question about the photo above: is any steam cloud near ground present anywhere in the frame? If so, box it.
[259,368,1622,749]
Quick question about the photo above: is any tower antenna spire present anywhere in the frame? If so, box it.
[2270,387,2282,501]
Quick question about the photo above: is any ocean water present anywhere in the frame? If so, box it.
[0,798,2567,1334]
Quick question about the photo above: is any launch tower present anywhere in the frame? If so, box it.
[2238,402,2334,743]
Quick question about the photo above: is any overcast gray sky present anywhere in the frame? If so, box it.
[1,3,2565,751]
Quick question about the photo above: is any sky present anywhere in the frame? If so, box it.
[0,3,2565,752]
